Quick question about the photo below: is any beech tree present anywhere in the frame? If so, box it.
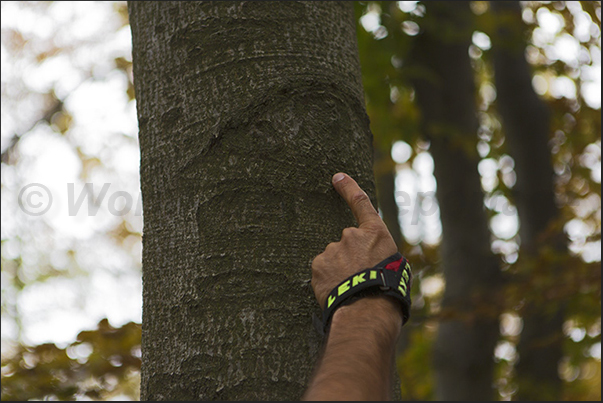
[491,2,566,399]
[409,2,501,399]
[128,2,392,400]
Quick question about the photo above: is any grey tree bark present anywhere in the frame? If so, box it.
[409,2,501,400]
[128,1,390,400]
[491,2,565,400]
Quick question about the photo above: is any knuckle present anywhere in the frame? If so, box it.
[379,232,394,246]
[324,242,339,253]
[351,190,369,207]
[341,227,358,239]
[375,225,390,237]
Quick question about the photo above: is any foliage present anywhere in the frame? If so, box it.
[1,1,141,400]
[357,0,601,400]
[1,320,141,401]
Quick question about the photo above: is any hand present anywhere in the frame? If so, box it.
[311,172,398,310]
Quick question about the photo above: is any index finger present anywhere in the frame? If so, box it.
[332,172,382,227]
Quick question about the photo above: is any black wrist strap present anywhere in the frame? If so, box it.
[321,252,412,334]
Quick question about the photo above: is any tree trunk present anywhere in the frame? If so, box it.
[491,2,565,400]
[128,2,382,400]
[409,2,501,400]
[375,148,404,249]
[374,147,411,361]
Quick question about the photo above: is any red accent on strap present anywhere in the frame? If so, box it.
[384,258,402,272]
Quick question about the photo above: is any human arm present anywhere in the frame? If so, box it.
[303,296,402,401]
[303,173,403,401]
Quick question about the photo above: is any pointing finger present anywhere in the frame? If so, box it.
[332,172,381,228]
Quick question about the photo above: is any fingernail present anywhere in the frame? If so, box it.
[332,173,345,184]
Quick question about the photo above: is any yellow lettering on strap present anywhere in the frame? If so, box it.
[370,270,377,280]
[398,286,407,297]
[327,294,336,308]
[402,269,409,282]
[338,280,351,296]
[352,273,366,287]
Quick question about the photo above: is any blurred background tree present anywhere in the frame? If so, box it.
[1,1,600,400]
[1,1,142,400]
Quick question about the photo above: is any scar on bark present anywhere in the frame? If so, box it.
[176,78,369,182]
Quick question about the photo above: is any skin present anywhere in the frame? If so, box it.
[303,172,403,401]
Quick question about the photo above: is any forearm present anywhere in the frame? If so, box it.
[303,296,402,401]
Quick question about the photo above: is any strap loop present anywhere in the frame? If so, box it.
[321,252,412,334]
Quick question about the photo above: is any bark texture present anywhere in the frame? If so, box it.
[410,2,501,400]
[491,2,565,400]
[128,2,381,400]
